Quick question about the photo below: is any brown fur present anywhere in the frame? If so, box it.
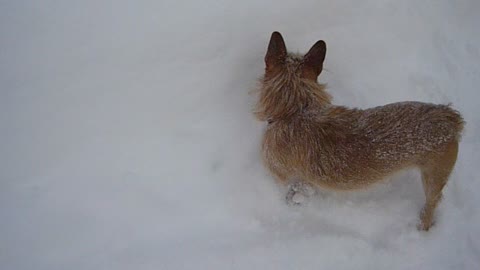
[255,32,464,230]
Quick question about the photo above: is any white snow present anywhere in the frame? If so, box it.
[1,0,480,269]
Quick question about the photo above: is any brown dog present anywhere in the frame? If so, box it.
[255,32,464,230]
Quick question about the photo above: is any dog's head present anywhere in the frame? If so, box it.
[255,32,330,122]
[264,31,326,81]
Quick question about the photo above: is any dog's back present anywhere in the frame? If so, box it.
[263,102,463,190]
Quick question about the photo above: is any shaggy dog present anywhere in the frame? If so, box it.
[255,32,464,230]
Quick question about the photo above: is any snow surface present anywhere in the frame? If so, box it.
[1,0,480,269]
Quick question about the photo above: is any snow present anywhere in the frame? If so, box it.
[1,0,479,269]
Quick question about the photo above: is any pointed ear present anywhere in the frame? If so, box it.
[303,40,327,79]
[265,32,287,70]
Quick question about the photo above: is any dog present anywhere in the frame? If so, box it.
[255,32,464,230]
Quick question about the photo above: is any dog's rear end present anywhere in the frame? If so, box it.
[361,102,464,230]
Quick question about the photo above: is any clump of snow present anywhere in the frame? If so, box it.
[1,0,480,269]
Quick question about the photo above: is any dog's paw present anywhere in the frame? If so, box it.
[417,220,434,231]
[416,222,429,231]
[286,189,302,206]
[285,181,316,206]
[286,189,298,205]
[292,192,307,204]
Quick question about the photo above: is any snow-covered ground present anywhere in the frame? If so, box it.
[2,0,480,269]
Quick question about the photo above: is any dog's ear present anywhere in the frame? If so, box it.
[303,40,326,80]
[265,32,287,71]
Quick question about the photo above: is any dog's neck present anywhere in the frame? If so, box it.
[255,74,331,123]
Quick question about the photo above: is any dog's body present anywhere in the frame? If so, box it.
[256,32,464,230]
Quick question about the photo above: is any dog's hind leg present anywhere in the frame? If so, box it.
[418,141,459,230]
